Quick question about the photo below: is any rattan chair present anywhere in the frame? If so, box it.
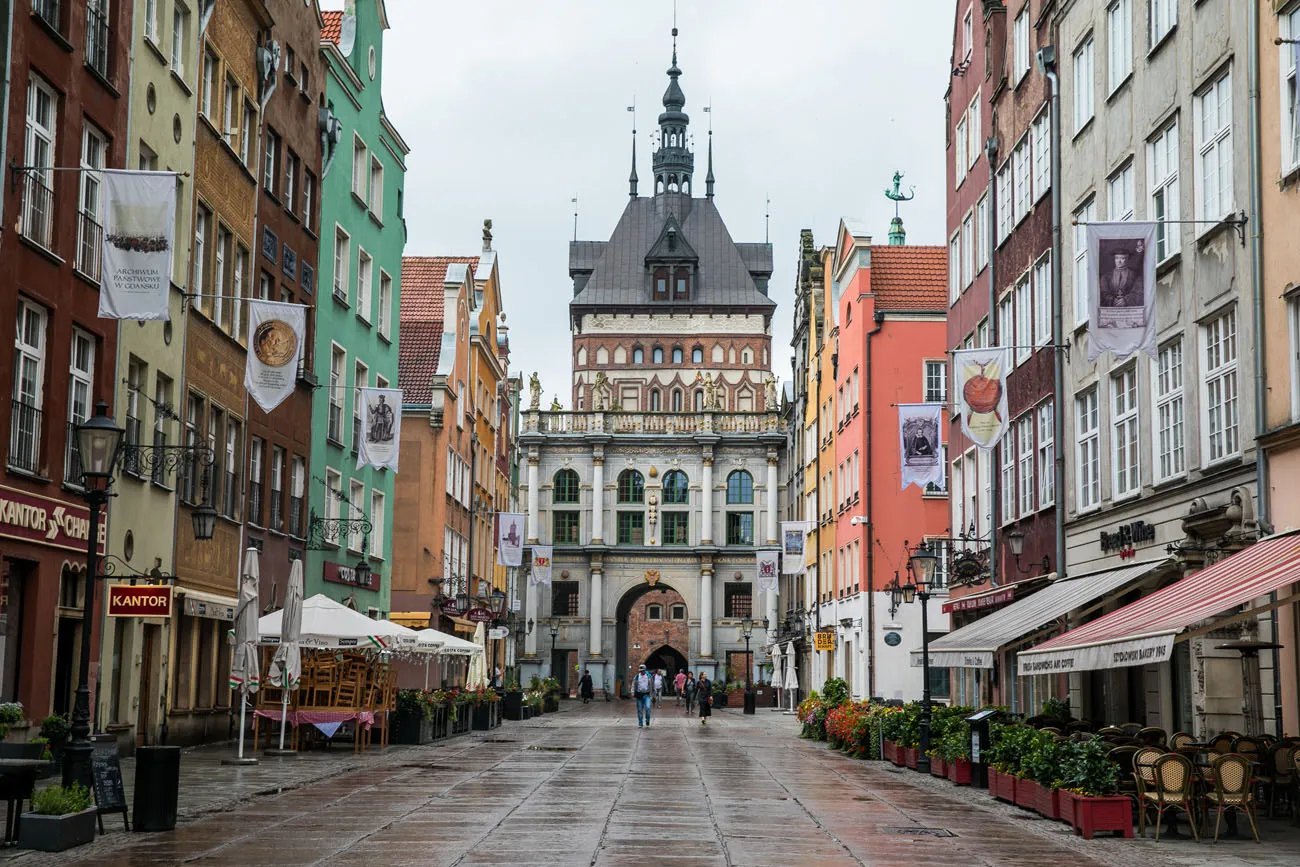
[1133,746,1167,837]
[1109,746,1140,808]
[1138,726,1168,747]
[1209,732,1239,754]
[1206,753,1260,843]
[1258,743,1294,818]
[1143,753,1200,842]
[1169,731,1196,751]
[1067,721,1093,734]
[1097,726,1125,739]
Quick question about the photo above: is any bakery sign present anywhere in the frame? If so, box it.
[323,560,378,592]
[107,585,173,618]
[1099,520,1156,559]
[0,486,107,554]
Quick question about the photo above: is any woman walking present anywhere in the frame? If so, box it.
[579,668,594,704]
[683,671,696,713]
[697,672,712,726]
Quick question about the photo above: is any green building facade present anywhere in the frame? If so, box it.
[308,0,408,613]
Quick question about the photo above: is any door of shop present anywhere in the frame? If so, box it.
[136,624,160,745]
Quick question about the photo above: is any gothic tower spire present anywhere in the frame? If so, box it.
[652,25,694,197]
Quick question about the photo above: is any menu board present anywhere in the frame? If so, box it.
[91,734,128,828]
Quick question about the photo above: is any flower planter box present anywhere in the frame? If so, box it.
[502,690,524,721]
[1015,777,1040,811]
[390,711,433,745]
[930,757,947,777]
[1035,785,1060,820]
[714,693,729,708]
[543,696,559,713]
[0,743,44,760]
[989,768,1015,803]
[883,740,902,765]
[471,704,492,731]
[1070,795,1133,839]
[1058,789,1079,829]
[903,747,919,770]
[18,807,97,852]
[947,758,972,786]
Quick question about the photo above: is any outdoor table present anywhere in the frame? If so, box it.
[0,759,51,844]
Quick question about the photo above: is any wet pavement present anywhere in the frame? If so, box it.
[10,701,1299,866]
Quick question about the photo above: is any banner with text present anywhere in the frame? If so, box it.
[756,550,779,592]
[953,348,1009,450]
[244,300,306,412]
[899,403,944,491]
[1087,221,1158,362]
[98,170,177,321]
[780,521,812,574]
[530,545,553,586]
[357,387,402,472]
[496,513,525,566]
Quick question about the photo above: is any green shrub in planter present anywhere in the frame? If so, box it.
[0,701,23,739]
[21,784,96,852]
[32,784,91,815]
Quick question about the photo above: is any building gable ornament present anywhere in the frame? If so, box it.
[645,569,661,586]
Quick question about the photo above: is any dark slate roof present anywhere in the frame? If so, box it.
[570,195,775,311]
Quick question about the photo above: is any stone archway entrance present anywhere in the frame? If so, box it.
[643,645,690,692]
[615,583,688,698]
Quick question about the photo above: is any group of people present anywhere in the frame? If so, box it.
[630,664,713,726]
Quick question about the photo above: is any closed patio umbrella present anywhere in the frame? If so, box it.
[266,558,303,753]
[229,548,261,763]
[782,643,799,714]
[771,642,785,710]
[465,622,488,689]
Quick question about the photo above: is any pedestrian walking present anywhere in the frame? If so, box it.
[632,664,654,727]
[652,669,664,708]
[697,672,712,725]
[683,671,696,712]
[579,668,594,704]
[674,669,687,705]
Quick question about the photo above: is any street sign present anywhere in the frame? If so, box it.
[107,585,173,618]
[488,626,509,640]
[813,631,836,652]
[466,607,493,624]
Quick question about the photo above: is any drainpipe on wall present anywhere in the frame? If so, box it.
[864,312,883,700]
[984,130,1000,588]
[1039,46,1067,584]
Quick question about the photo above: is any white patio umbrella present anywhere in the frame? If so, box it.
[770,642,785,711]
[229,548,261,762]
[257,594,388,648]
[465,622,488,689]
[782,642,800,714]
[266,558,303,753]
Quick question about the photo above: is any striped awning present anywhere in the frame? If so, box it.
[911,560,1166,670]
[1017,533,1300,676]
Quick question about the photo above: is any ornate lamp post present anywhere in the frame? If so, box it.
[904,541,939,774]
[547,615,560,678]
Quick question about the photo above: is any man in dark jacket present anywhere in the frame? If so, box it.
[632,664,654,727]
[579,669,594,704]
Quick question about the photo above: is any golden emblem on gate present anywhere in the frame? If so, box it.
[645,569,660,586]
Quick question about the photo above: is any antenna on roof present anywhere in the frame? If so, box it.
[571,197,579,241]
[765,194,771,243]
[672,0,678,58]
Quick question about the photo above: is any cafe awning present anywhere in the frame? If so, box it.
[1017,532,1300,676]
[912,560,1167,670]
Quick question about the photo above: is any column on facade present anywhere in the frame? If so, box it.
[589,564,603,656]
[591,448,604,543]
[766,450,779,544]
[524,567,539,657]
[526,449,540,543]
[700,562,714,658]
[700,450,714,544]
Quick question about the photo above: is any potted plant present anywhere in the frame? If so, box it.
[540,677,561,713]
[940,723,972,785]
[502,678,524,721]
[1057,737,1130,839]
[986,723,1032,803]
[38,715,69,770]
[19,784,95,851]
[1021,729,1064,819]
[0,702,32,758]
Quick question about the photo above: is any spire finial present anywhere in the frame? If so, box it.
[704,104,714,198]
[884,171,915,245]
[672,0,678,64]
[628,100,638,198]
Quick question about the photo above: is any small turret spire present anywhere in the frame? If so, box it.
[628,101,638,198]
[704,105,714,199]
[653,22,694,196]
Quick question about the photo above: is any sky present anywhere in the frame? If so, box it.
[369,0,956,405]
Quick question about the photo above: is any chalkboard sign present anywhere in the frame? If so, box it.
[90,734,129,831]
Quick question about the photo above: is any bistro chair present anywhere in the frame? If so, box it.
[1232,736,1261,762]
[1143,753,1201,842]
[1138,727,1168,747]
[1259,743,1296,818]
[1206,754,1260,843]
[1169,731,1197,751]
[1210,732,1239,754]
[1108,746,1140,807]
[1120,722,1143,737]
[1097,726,1125,738]
[1133,746,1167,836]
[1067,721,1093,734]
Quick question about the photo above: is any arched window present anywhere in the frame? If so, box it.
[672,347,684,364]
[649,390,661,411]
[633,347,644,364]
[662,470,689,504]
[694,390,704,411]
[616,469,644,503]
[682,178,691,195]
[553,469,580,504]
[692,347,703,364]
[673,267,690,299]
[726,470,754,504]
[653,267,668,300]
[671,389,683,412]
[652,347,664,364]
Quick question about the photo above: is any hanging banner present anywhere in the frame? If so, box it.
[1087,221,1158,362]
[899,403,944,490]
[756,550,779,592]
[357,387,402,472]
[780,521,812,574]
[496,512,525,566]
[953,348,1009,450]
[98,170,177,321]
[244,300,306,413]
[530,545,553,586]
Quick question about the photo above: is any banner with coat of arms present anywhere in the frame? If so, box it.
[780,521,812,574]
[529,546,553,586]
[245,300,307,413]
[756,550,779,592]
[953,347,1009,450]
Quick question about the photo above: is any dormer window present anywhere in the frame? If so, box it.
[654,267,668,300]
[674,267,690,299]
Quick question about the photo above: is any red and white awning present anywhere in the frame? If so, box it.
[1017,533,1300,676]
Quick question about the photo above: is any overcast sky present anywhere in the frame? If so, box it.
[370,0,955,405]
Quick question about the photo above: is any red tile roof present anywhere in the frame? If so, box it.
[398,322,444,405]
[321,11,343,45]
[869,246,948,312]
[400,256,478,322]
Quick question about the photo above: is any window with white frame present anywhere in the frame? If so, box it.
[1037,401,1054,507]
[333,226,350,301]
[968,91,982,170]
[1076,388,1101,511]
[64,329,95,484]
[998,292,1015,368]
[348,479,365,550]
[1283,8,1300,172]
[1032,109,1051,201]
[1148,119,1181,260]
[1149,0,1176,49]
[22,75,57,248]
[963,7,973,58]
[352,360,368,449]
[1073,198,1095,325]
[1154,339,1185,481]
[1107,0,1133,94]
[1032,253,1051,346]
[325,467,341,523]
[370,490,385,558]
[1111,366,1139,498]
[241,101,255,166]
[925,360,947,404]
[1018,416,1034,516]
[1107,160,1135,220]
[975,194,989,271]
[352,136,367,199]
[328,345,345,443]
[949,233,960,304]
[212,225,229,329]
[1013,7,1031,84]
[961,212,974,287]
[996,159,1012,242]
[369,156,383,215]
[356,250,373,322]
[1203,308,1239,462]
[77,124,106,279]
[1012,135,1031,223]
[1073,36,1095,133]
[956,115,968,185]
[1000,431,1016,524]
[378,270,392,338]
[1196,67,1233,220]
[1015,276,1031,364]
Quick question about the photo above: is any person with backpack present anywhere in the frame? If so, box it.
[683,671,696,712]
[697,671,712,725]
[632,664,654,727]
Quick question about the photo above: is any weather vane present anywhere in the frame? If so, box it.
[885,171,915,219]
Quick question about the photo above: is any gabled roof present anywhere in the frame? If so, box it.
[643,215,698,264]
[570,196,775,311]
[868,246,948,312]
[400,256,478,322]
[321,10,343,44]
[397,322,443,405]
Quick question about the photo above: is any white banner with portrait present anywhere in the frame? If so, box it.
[899,403,944,491]
[1087,221,1158,362]
[244,300,306,413]
[953,348,1009,450]
[756,550,780,593]
[780,521,812,574]
[98,170,177,321]
[529,546,553,587]
[496,513,525,567]
[357,387,402,472]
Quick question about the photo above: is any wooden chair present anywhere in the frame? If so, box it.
[1143,753,1200,842]
[1169,731,1196,751]
[1133,746,1167,837]
[1206,753,1260,843]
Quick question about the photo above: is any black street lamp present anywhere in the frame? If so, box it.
[64,403,124,791]
[547,615,560,677]
[739,615,768,715]
[904,540,939,775]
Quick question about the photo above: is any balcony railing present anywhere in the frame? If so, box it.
[351,415,361,454]
[9,402,42,474]
[122,415,143,477]
[75,209,103,280]
[524,408,782,436]
[289,495,304,536]
[20,172,53,250]
[33,0,59,31]
[85,3,110,78]
[248,481,262,526]
[269,489,283,530]
[327,403,342,443]
[150,429,168,486]
[64,422,84,485]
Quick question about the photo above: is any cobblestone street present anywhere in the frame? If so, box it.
[8,701,1297,867]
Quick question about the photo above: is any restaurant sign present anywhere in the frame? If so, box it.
[466,607,493,624]
[439,598,463,617]
[107,585,173,618]
[183,595,235,621]
[942,586,1015,614]
[0,485,107,554]
[323,560,379,592]
[1099,520,1156,558]
[813,630,836,652]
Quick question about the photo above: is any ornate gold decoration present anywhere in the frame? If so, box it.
[645,569,660,586]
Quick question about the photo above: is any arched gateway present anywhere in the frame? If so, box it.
[615,583,689,696]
